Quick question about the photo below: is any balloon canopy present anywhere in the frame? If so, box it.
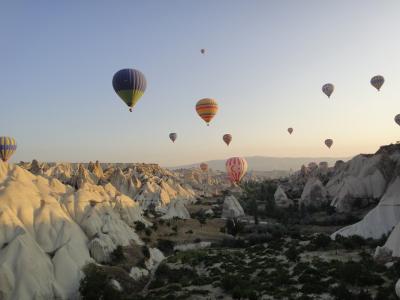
[325,139,333,149]
[226,157,248,184]
[195,98,218,126]
[322,83,334,98]
[288,128,293,135]
[223,134,232,146]
[112,68,147,111]
[169,133,177,143]
[0,137,17,162]
[395,114,400,126]
[370,75,384,91]
[200,162,208,172]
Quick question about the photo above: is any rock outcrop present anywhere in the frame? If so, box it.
[0,160,150,299]
[222,195,245,218]
[274,185,293,208]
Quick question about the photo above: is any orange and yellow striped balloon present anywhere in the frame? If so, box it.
[0,136,17,162]
[195,98,218,126]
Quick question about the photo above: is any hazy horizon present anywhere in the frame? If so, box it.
[1,1,400,165]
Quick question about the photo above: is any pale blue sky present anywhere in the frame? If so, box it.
[1,1,400,165]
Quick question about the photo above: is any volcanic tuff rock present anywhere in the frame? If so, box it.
[222,195,245,218]
[0,160,150,299]
[300,178,328,208]
[274,185,293,208]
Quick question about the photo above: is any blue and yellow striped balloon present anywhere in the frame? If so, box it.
[0,137,17,162]
[112,69,147,112]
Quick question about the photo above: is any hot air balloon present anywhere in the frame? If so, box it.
[200,162,208,172]
[322,83,334,98]
[0,137,17,162]
[201,49,205,54]
[325,139,333,149]
[226,157,248,184]
[395,114,400,126]
[371,75,384,91]
[223,134,232,146]
[196,98,218,126]
[169,133,177,143]
[112,68,147,112]
[288,128,293,135]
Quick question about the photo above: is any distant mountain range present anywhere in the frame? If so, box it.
[171,156,349,172]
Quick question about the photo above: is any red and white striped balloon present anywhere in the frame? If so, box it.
[225,157,248,184]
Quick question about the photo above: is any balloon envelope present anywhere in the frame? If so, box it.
[0,137,17,162]
[288,128,293,135]
[201,49,205,54]
[223,134,232,146]
[325,139,333,149]
[395,114,400,126]
[226,157,248,184]
[370,75,384,91]
[112,69,147,110]
[196,98,218,125]
[200,162,208,172]
[169,133,177,143]
[322,83,334,98]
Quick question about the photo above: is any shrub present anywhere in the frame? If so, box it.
[145,227,152,236]
[110,245,125,264]
[157,239,175,255]
[79,264,122,300]
[135,221,146,232]
[330,284,354,300]
[226,218,244,236]
[142,245,150,259]
[284,245,299,261]
[312,233,331,249]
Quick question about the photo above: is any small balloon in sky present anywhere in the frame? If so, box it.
[223,134,232,146]
[200,162,208,172]
[169,133,177,143]
[395,114,400,126]
[322,83,334,98]
[0,136,17,162]
[370,75,384,91]
[287,127,293,135]
[200,49,206,54]
[325,139,333,149]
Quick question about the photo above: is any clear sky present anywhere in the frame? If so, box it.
[1,1,400,166]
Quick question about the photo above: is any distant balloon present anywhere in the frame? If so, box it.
[322,83,334,98]
[325,139,333,149]
[223,134,232,146]
[395,114,400,126]
[112,68,147,112]
[288,128,293,135]
[226,157,248,184]
[0,137,17,162]
[200,162,208,172]
[201,49,205,54]
[196,98,218,126]
[370,75,384,91]
[169,133,177,143]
